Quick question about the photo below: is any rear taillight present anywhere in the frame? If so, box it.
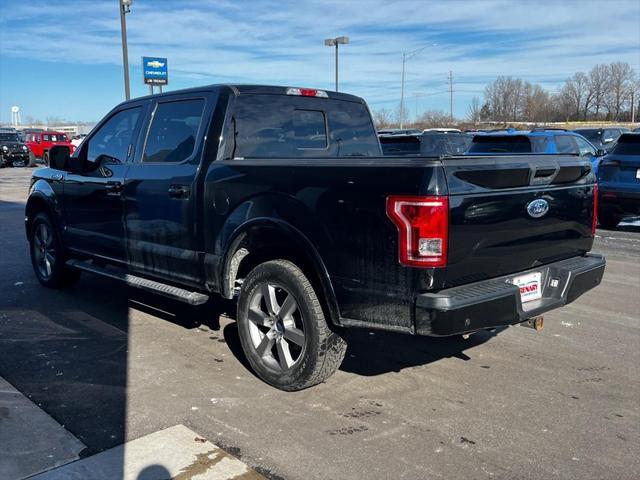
[386,195,449,267]
[592,184,598,236]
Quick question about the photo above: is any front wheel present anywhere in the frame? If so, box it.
[29,212,81,288]
[237,260,347,391]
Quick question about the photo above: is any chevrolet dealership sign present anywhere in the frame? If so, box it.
[142,56,168,85]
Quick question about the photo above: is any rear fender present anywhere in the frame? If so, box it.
[217,198,341,325]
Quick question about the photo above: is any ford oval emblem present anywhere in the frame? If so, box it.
[527,199,549,218]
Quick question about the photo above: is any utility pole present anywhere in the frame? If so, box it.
[448,70,454,123]
[119,0,133,100]
[399,43,437,129]
[632,90,636,124]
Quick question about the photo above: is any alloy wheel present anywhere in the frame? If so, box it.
[32,223,56,279]
[247,282,306,371]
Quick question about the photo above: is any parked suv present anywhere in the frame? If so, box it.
[573,127,630,152]
[467,129,606,172]
[25,131,75,165]
[25,84,605,390]
[0,130,30,167]
[596,133,640,228]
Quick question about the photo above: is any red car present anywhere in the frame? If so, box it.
[25,131,75,165]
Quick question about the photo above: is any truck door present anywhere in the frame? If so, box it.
[123,93,214,286]
[63,105,144,263]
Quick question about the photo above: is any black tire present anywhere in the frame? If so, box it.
[43,151,49,166]
[598,210,620,229]
[29,212,81,288]
[28,151,37,167]
[237,259,347,391]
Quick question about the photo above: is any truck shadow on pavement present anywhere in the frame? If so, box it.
[221,314,503,378]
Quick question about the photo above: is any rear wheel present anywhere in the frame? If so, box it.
[598,211,620,229]
[29,212,81,288]
[42,152,49,166]
[237,260,346,391]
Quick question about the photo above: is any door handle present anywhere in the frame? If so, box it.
[105,181,123,196]
[168,185,190,199]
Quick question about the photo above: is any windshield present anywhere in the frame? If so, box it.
[575,130,602,143]
[612,135,640,155]
[420,134,472,155]
[0,133,20,142]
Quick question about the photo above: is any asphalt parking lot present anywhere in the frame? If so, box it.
[1,167,639,480]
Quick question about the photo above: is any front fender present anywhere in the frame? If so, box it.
[25,176,61,238]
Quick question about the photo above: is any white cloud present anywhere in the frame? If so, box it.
[1,0,639,118]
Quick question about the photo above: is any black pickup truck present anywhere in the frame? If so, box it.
[25,85,605,390]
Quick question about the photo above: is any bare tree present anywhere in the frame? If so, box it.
[416,110,452,128]
[605,62,635,120]
[587,64,610,119]
[372,108,394,128]
[561,72,591,120]
[392,103,410,127]
[524,84,553,122]
[466,96,481,122]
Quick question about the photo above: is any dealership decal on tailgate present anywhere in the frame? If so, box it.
[510,272,542,303]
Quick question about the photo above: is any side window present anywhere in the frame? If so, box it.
[43,134,50,142]
[603,129,619,142]
[554,135,578,154]
[87,107,141,163]
[293,110,327,149]
[575,136,596,157]
[143,99,204,163]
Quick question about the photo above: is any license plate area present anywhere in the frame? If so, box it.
[509,271,542,303]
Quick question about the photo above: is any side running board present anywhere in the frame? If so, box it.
[66,259,209,306]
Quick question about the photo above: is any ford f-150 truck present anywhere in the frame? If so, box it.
[25,84,605,390]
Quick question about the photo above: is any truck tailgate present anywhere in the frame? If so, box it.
[442,155,596,288]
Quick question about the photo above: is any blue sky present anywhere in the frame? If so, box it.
[1,0,639,124]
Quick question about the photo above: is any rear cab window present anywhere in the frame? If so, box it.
[223,94,380,159]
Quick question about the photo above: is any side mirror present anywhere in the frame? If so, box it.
[49,145,70,170]
[596,149,606,157]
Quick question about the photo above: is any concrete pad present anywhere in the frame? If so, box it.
[0,376,85,480]
[31,424,265,480]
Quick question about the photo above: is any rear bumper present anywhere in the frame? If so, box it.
[599,189,640,216]
[414,254,605,336]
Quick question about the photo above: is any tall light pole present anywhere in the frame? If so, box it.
[399,43,437,128]
[119,0,133,100]
[324,36,349,92]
